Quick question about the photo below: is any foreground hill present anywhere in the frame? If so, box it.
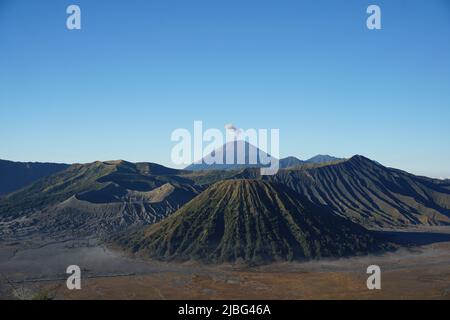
[233,156,450,228]
[0,159,69,195]
[117,180,389,264]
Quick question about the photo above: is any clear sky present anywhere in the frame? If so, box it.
[0,0,449,178]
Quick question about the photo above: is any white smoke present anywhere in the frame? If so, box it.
[225,123,237,132]
[224,123,242,138]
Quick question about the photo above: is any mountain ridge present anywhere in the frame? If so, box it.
[2,155,450,242]
[0,159,69,195]
[184,141,342,171]
[267,155,450,228]
[0,160,205,239]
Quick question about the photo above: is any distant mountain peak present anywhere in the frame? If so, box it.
[186,147,347,171]
[279,156,304,168]
[104,160,128,165]
[346,155,381,167]
[306,155,344,164]
[185,140,274,171]
[349,154,370,161]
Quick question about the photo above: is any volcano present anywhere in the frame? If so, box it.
[119,179,389,263]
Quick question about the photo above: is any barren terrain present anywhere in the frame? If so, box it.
[1,229,450,300]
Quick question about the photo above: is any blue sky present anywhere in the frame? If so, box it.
[0,0,449,178]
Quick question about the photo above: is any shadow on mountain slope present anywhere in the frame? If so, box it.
[376,230,450,246]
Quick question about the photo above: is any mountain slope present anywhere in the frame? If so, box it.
[185,140,275,171]
[0,159,69,195]
[118,180,389,263]
[262,156,450,228]
[0,161,204,239]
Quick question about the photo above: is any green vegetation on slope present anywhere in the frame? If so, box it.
[0,161,116,219]
[0,158,241,224]
[117,180,389,264]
